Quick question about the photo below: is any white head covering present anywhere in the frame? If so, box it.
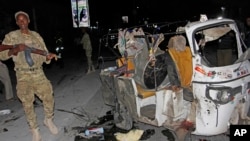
[14,11,30,21]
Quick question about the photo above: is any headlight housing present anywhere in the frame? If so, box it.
[205,85,238,105]
[216,90,232,103]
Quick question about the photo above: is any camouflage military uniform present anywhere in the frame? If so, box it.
[81,32,95,73]
[0,30,54,130]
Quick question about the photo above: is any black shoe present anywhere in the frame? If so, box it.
[140,129,155,140]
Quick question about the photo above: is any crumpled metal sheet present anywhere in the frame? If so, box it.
[203,26,231,42]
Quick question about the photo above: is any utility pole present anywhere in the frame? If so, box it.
[32,7,38,31]
[132,0,137,25]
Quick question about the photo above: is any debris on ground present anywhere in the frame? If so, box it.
[140,129,155,140]
[161,129,176,141]
[72,111,156,141]
[0,128,8,133]
[0,109,11,116]
[114,129,144,141]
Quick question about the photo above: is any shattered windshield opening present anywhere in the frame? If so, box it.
[195,25,239,67]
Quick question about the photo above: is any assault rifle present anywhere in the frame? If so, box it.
[0,44,54,67]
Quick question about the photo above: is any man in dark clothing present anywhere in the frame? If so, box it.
[217,30,235,66]
[244,16,250,48]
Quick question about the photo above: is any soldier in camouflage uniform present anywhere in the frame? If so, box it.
[0,11,58,141]
[80,27,95,74]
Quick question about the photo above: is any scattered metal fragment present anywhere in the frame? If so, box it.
[4,115,20,123]
[71,111,156,141]
[57,108,86,117]
[0,128,8,133]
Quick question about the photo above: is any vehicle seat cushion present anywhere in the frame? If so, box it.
[167,35,193,87]
[136,83,155,99]
[116,56,135,71]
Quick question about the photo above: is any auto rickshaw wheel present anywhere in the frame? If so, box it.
[113,101,133,130]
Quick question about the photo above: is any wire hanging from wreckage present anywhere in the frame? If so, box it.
[100,20,188,52]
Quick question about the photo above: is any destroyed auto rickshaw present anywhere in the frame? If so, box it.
[99,16,250,140]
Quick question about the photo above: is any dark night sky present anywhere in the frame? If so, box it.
[1,0,250,28]
[0,0,250,51]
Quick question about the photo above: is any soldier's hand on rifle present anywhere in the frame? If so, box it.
[8,44,27,56]
[46,52,58,61]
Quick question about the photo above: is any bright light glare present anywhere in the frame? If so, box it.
[217,16,223,19]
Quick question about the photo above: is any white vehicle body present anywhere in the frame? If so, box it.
[100,18,250,140]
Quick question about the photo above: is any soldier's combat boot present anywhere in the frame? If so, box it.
[44,118,58,135]
[86,67,92,74]
[31,128,42,141]
[91,65,95,72]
